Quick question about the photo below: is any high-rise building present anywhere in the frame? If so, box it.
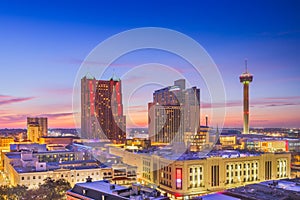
[27,117,48,137]
[81,74,99,139]
[81,74,126,143]
[239,61,253,134]
[148,79,200,144]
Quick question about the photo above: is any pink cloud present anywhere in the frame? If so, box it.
[38,112,74,118]
[0,95,11,99]
[34,87,73,95]
[0,97,35,106]
[201,96,300,109]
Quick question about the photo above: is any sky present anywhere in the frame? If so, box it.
[0,0,299,129]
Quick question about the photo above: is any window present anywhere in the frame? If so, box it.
[21,177,24,180]
[33,176,35,179]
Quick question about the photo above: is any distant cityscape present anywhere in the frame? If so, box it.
[1,2,299,199]
[0,69,299,199]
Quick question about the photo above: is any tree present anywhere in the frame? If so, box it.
[0,185,9,200]
[0,178,70,200]
[0,185,27,200]
[37,178,71,200]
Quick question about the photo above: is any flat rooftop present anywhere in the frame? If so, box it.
[70,180,168,200]
[224,180,300,200]
[260,179,300,192]
[194,193,241,200]
[125,147,265,161]
[74,180,126,194]
[13,160,102,173]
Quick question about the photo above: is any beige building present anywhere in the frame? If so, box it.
[241,139,287,152]
[27,117,48,137]
[27,123,41,143]
[184,126,210,152]
[0,137,14,170]
[109,146,291,199]
[4,151,137,189]
[219,135,237,146]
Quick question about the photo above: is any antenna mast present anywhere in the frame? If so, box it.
[245,59,248,73]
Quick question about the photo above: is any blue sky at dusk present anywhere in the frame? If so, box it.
[0,0,299,128]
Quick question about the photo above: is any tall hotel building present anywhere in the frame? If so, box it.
[81,74,126,143]
[148,79,200,143]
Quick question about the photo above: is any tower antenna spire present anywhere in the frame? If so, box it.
[245,59,248,73]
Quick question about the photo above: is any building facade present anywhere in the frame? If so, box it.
[4,151,137,189]
[81,74,126,143]
[109,146,291,199]
[184,126,210,152]
[149,79,200,144]
[27,123,41,143]
[0,137,14,170]
[27,117,48,137]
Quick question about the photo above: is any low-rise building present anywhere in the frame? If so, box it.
[125,138,151,150]
[184,126,210,152]
[66,180,169,200]
[222,178,300,200]
[109,146,291,199]
[4,150,137,188]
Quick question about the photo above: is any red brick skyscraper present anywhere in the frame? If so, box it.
[81,74,126,143]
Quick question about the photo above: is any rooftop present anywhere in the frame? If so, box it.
[13,159,102,173]
[224,179,300,200]
[260,179,300,192]
[125,145,264,161]
[69,180,169,200]
[193,193,241,200]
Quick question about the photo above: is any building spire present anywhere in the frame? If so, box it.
[245,59,248,73]
[84,71,95,79]
[110,69,120,81]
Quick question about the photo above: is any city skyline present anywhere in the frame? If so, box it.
[0,1,300,128]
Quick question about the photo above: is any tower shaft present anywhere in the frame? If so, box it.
[239,60,253,134]
[243,83,250,134]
